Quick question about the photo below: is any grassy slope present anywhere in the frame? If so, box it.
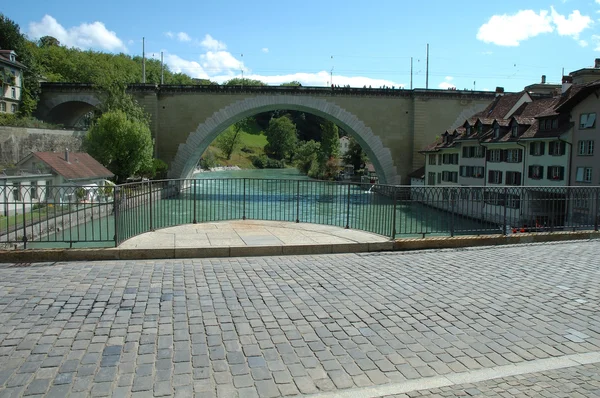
[203,121,268,169]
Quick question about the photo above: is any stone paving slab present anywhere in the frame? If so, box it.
[118,220,390,249]
[0,240,599,397]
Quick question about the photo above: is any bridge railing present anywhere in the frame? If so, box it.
[2,181,598,249]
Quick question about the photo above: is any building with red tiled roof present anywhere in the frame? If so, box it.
[17,150,113,183]
[0,49,25,115]
[418,60,600,230]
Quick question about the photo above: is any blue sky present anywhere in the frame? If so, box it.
[4,0,600,92]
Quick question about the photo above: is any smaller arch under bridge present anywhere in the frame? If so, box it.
[37,83,497,184]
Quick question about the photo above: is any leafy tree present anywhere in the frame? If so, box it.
[84,110,153,183]
[265,116,297,161]
[97,82,150,124]
[294,140,320,174]
[38,36,60,47]
[319,121,340,160]
[224,77,266,86]
[216,128,242,160]
[343,137,368,172]
[280,81,302,86]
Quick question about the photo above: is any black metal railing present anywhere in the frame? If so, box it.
[2,180,599,249]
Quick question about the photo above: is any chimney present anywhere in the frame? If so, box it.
[595,58,600,69]
[65,148,69,163]
[495,86,504,97]
[541,75,546,84]
[561,76,573,95]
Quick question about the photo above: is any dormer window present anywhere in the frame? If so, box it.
[9,54,15,62]
[466,126,471,135]
[477,124,482,134]
[511,125,518,137]
[545,119,552,130]
[493,125,500,138]
[552,118,558,129]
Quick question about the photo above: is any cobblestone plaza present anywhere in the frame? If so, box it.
[1,240,599,397]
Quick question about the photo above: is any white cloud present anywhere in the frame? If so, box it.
[550,7,592,38]
[177,32,191,42]
[164,53,209,79]
[200,51,246,74]
[200,34,226,51]
[477,10,553,46]
[477,7,593,46]
[29,15,127,52]
[438,76,456,89]
[593,34,600,51]
[481,51,493,55]
[165,31,174,39]
[261,47,269,53]
[579,39,588,47]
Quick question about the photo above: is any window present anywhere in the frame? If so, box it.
[545,119,552,130]
[10,104,16,113]
[11,88,15,98]
[438,154,442,165]
[466,126,471,135]
[528,165,544,180]
[547,166,564,181]
[551,119,558,129]
[442,153,459,164]
[461,146,484,158]
[12,183,20,201]
[529,142,545,156]
[437,173,441,184]
[477,124,482,134]
[548,141,566,156]
[580,113,597,129]
[30,181,37,200]
[460,166,484,178]
[427,172,436,185]
[505,171,522,186]
[488,149,502,162]
[578,140,594,156]
[576,167,592,183]
[511,125,518,137]
[506,149,522,163]
[488,170,503,184]
[428,155,436,165]
[493,126,500,138]
[441,171,458,183]
[0,102,5,112]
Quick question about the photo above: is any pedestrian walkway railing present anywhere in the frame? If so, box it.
[1,180,599,249]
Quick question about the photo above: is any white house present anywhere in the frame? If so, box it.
[0,50,25,115]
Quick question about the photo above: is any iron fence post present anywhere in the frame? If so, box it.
[502,187,508,236]
[594,188,600,231]
[391,187,397,239]
[450,189,455,237]
[193,180,197,224]
[296,180,300,223]
[113,186,119,247]
[243,178,246,220]
[345,183,351,229]
[149,181,153,231]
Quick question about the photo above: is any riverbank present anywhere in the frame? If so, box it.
[193,165,241,174]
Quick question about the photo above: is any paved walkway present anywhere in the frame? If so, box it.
[0,241,599,397]
[119,220,390,249]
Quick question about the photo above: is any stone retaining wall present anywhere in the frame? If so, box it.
[0,126,84,165]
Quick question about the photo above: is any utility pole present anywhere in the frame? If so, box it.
[142,37,146,83]
[330,67,334,86]
[425,43,429,90]
[241,54,244,86]
[410,57,413,90]
[160,51,164,84]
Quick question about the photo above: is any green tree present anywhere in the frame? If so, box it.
[84,110,154,182]
[342,137,367,172]
[216,128,242,160]
[319,121,340,160]
[294,140,320,174]
[38,36,60,47]
[265,116,297,161]
[224,77,266,86]
[280,81,302,86]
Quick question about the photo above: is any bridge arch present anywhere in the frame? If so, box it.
[168,95,399,184]
[36,93,101,128]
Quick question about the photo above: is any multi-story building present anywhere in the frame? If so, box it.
[418,62,600,230]
[0,50,25,115]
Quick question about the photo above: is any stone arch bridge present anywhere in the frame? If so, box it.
[36,83,497,184]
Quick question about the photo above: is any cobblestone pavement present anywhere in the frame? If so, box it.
[384,362,600,397]
[0,240,599,397]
